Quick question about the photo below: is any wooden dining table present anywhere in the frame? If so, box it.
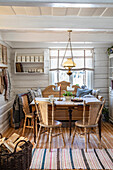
[30,97,102,143]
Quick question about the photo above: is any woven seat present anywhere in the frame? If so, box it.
[34,99,65,151]
[72,100,105,152]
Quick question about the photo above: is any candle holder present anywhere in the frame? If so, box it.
[57,97,63,101]
[57,84,63,101]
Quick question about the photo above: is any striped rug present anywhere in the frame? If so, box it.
[30,148,113,170]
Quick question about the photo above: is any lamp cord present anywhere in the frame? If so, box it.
[61,31,74,67]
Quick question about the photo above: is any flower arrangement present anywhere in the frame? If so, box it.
[63,91,73,96]
[107,46,113,55]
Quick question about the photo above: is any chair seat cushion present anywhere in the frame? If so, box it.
[75,120,98,128]
[40,120,62,128]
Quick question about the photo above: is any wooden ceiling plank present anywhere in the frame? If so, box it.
[77,8,81,16]
[24,7,40,16]
[12,6,27,15]
[92,8,106,16]
[79,8,98,16]
[66,8,80,16]
[100,8,108,16]
[102,8,113,16]
[0,6,15,15]
[40,7,52,15]
[53,7,67,16]
[39,7,42,15]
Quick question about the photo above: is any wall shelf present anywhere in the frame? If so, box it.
[15,72,44,75]
[16,62,44,64]
[14,52,44,74]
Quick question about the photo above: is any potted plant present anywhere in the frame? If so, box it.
[107,46,113,55]
[63,91,73,101]
[102,106,109,122]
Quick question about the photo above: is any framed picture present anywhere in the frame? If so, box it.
[2,46,7,64]
[0,44,2,63]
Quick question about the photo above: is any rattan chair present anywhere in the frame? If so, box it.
[72,100,105,152]
[22,95,37,136]
[34,99,65,151]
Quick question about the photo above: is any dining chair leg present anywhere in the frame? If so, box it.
[32,118,34,134]
[85,128,87,152]
[22,117,27,136]
[35,117,37,138]
[49,128,52,152]
[88,130,90,143]
[46,128,49,143]
[37,125,42,144]
[28,118,30,126]
[60,127,65,146]
[71,126,76,144]
[96,126,101,148]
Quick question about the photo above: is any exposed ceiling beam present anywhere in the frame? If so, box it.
[2,32,113,43]
[10,42,113,49]
[0,0,113,8]
[0,15,113,31]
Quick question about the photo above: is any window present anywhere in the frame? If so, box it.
[49,49,94,89]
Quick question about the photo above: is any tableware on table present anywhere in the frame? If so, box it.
[71,98,83,102]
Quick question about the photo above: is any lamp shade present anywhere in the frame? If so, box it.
[62,58,76,68]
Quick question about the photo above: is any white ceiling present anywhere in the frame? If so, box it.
[0,0,113,48]
[0,6,113,16]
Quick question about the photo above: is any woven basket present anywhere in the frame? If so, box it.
[0,134,33,170]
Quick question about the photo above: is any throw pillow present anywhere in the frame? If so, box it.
[76,88,92,97]
[27,91,33,103]
[81,85,88,89]
[92,89,100,97]
[28,89,35,99]
[37,88,43,97]
[28,88,42,98]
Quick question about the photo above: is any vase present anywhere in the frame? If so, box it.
[65,96,72,101]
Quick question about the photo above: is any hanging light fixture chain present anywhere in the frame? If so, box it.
[61,30,76,76]
[61,32,70,66]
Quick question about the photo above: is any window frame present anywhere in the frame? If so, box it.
[49,48,94,88]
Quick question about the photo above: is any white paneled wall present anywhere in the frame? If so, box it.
[11,49,49,95]
[0,43,14,133]
[94,48,109,106]
[0,46,110,133]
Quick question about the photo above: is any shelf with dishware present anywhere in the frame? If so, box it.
[14,53,44,74]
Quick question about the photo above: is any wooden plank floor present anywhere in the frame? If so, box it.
[3,121,113,149]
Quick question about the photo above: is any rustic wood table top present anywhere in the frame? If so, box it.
[30,97,100,106]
